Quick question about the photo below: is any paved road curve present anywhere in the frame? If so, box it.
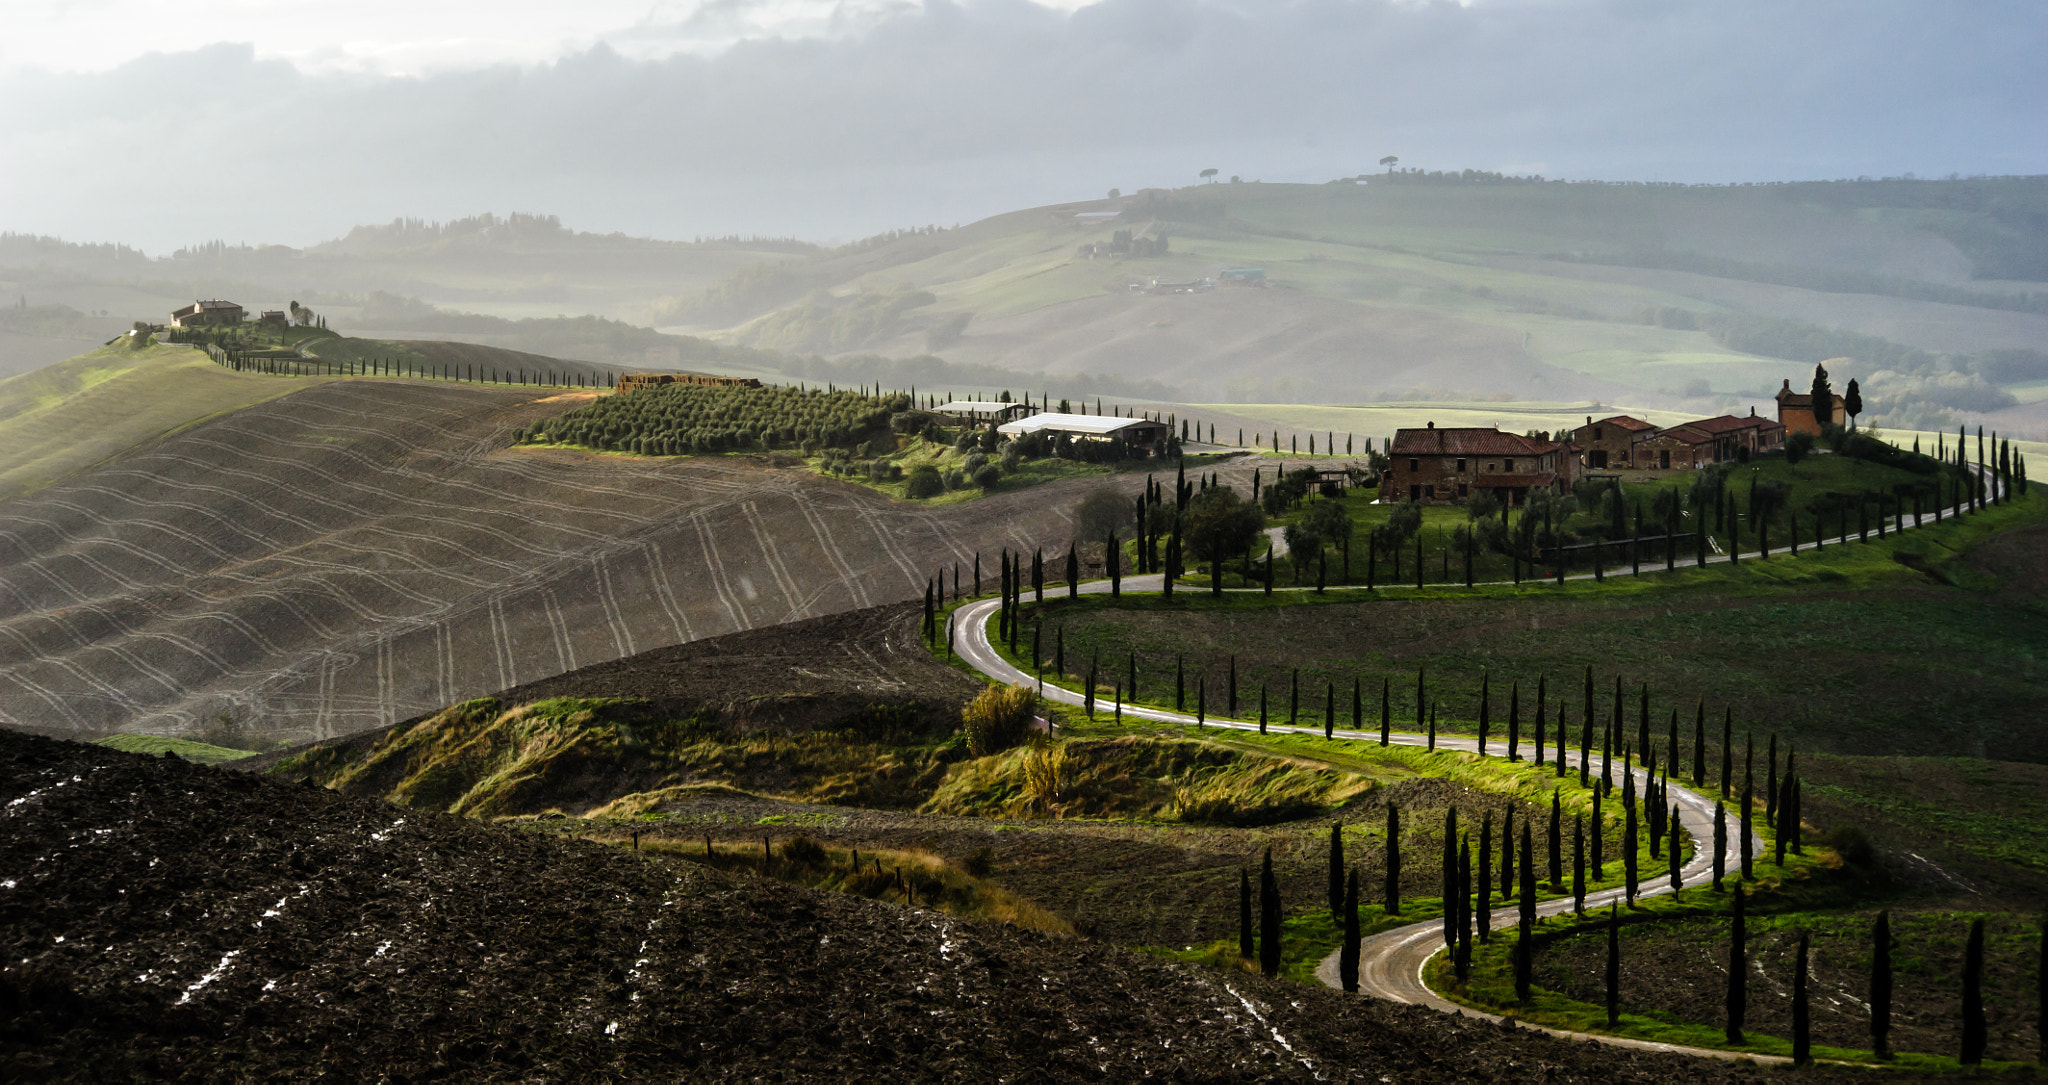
[945,468,2006,1062]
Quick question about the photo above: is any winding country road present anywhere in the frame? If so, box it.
[945,470,2005,1062]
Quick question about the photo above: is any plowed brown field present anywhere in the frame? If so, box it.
[0,380,1110,744]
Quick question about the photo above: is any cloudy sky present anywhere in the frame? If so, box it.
[4,0,2044,252]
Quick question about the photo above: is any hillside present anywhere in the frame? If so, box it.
[0,377,1129,745]
[4,726,1858,1082]
[0,339,328,502]
[649,178,2048,436]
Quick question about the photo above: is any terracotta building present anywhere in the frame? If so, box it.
[1571,414,1657,470]
[169,299,244,327]
[1382,423,1574,507]
[1774,378,1846,436]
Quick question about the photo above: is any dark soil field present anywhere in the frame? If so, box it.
[2,726,1860,1083]
[0,379,1127,746]
[1534,908,2044,1063]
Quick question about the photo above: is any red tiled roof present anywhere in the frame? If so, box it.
[1390,427,1556,456]
[1474,473,1556,488]
[1592,415,1655,432]
[1652,425,1716,446]
[1682,414,1783,435]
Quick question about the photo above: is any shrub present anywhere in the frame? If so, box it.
[961,452,989,475]
[963,845,997,877]
[942,468,967,490]
[973,463,1002,490]
[963,684,1037,756]
[905,464,946,498]
[1785,430,1816,464]
[780,835,827,865]
[1000,442,1023,471]
[1021,740,1076,812]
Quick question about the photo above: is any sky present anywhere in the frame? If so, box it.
[4,0,2045,253]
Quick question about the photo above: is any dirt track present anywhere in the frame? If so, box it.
[0,380,1121,744]
[5,726,1886,1082]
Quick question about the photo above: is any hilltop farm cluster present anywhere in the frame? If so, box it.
[1383,373,1851,508]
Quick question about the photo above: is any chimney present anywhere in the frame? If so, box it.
[1782,378,1791,391]
[1586,415,1592,425]
[1749,406,1756,416]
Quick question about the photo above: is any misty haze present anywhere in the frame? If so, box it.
[3,2,2045,1080]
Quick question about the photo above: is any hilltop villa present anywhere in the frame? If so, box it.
[169,299,244,327]
[1382,423,1574,507]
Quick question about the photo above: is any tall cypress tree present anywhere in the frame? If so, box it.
[1548,792,1564,891]
[1477,671,1490,756]
[1622,779,1639,905]
[1509,686,1526,764]
[1727,884,1748,1044]
[1259,849,1282,978]
[1668,804,1682,891]
[1557,703,1569,778]
[1066,547,1079,598]
[1328,823,1345,921]
[1740,781,1755,881]
[1324,679,1335,740]
[1340,868,1361,993]
[1477,813,1493,944]
[1442,807,1460,947]
[1793,931,1812,1066]
[1962,917,1987,1065]
[1385,804,1401,914]
[1572,816,1587,917]
[1871,910,1893,1060]
[1380,677,1391,746]
[1591,788,1605,879]
[1239,867,1254,959]
[1455,836,1473,981]
[1605,905,1622,1026]
[1712,801,1727,892]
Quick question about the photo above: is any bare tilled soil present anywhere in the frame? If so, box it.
[1536,910,2042,1062]
[0,728,1849,1083]
[0,379,1114,744]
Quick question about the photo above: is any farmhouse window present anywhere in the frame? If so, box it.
[1593,427,1603,440]
[1456,458,1466,472]
[1409,484,1422,501]
[1504,458,1515,472]
[1458,483,1469,498]
[1408,458,1419,472]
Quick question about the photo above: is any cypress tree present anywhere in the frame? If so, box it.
[1790,777,1804,856]
[1727,884,1748,1044]
[1066,547,1079,597]
[1775,774,1793,867]
[1601,724,1614,795]
[1477,813,1493,944]
[1340,869,1361,993]
[1871,909,1893,1060]
[1669,804,1682,891]
[1328,823,1345,921]
[1380,677,1391,746]
[1712,801,1727,891]
[1259,849,1282,978]
[1606,905,1622,1026]
[1259,685,1268,734]
[1548,792,1563,891]
[1427,703,1436,750]
[1385,804,1401,914]
[1352,677,1362,736]
[1324,679,1334,740]
[1196,673,1206,725]
[1055,625,1065,675]
[1573,816,1586,917]
[1623,781,1639,905]
[1591,788,1605,879]
[1443,807,1459,947]
[1505,683,1522,762]
[1455,836,1473,981]
[1792,931,1812,1066]
[1720,709,1733,799]
[1962,917,1987,1065]
[1239,867,1254,959]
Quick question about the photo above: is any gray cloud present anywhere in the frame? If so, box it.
[4,0,2043,251]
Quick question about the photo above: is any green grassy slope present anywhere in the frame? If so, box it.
[0,340,334,501]
[95,733,258,764]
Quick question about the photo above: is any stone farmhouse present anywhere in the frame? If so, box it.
[1774,378,1846,436]
[169,299,244,327]
[1571,414,1657,469]
[1633,410,1786,471]
[1381,423,1574,507]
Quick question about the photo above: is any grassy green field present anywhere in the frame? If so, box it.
[994,492,2048,765]
[0,340,334,501]
[94,733,258,765]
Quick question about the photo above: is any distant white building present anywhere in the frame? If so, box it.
[997,411,1171,450]
[932,400,1032,422]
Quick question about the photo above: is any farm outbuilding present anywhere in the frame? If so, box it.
[933,400,1033,423]
[997,411,1171,450]
[1571,414,1656,469]
[1380,422,1574,507]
